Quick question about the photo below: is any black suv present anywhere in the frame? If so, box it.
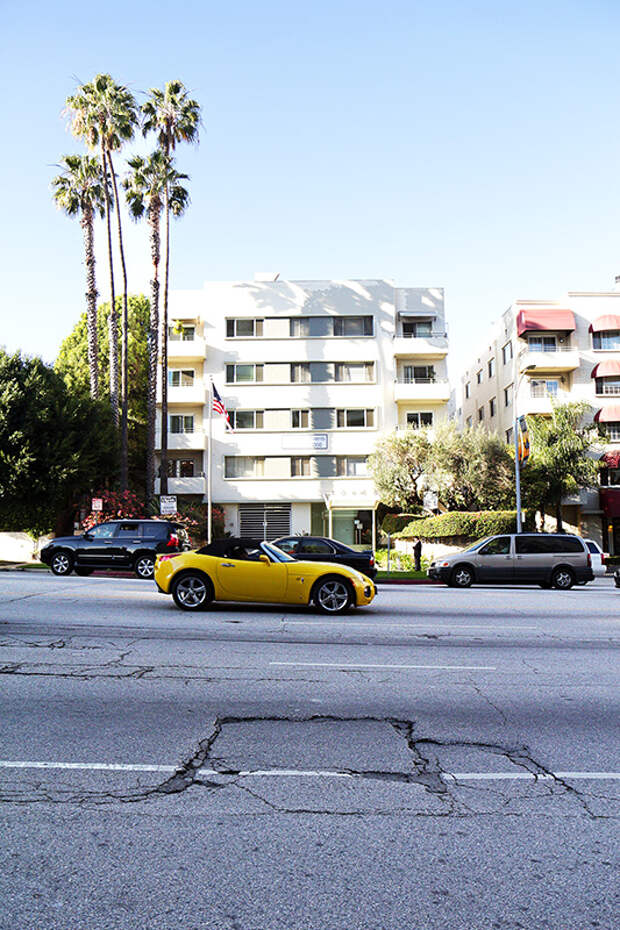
[40,519,190,579]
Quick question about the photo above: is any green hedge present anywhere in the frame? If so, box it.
[381,513,424,535]
[395,510,531,541]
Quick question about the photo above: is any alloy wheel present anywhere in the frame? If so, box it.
[316,580,350,613]
[51,553,71,575]
[454,567,473,587]
[135,557,155,579]
[553,569,573,590]
[175,575,208,608]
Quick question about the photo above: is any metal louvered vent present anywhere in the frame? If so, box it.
[239,504,292,539]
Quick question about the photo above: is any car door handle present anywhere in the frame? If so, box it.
[220,562,235,568]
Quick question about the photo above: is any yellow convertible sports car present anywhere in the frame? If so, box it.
[154,537,376,614]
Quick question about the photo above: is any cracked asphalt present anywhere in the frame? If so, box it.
[0,572,618,929]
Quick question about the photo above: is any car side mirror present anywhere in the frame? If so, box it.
[83,531,93,540]
[259,555,270,565]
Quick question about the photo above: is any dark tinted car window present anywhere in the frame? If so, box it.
[89,523,117,539]
[141,522,167,538]
[516,535,583,554]
[479,536,511,556]
[116,522,141,536]
[586,541,599,554]
[276,538,301,554]
[552,537,584,553]
[301,540,334,554]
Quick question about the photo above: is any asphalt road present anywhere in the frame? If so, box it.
[0,572,618,930]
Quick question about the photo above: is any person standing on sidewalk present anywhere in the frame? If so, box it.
[413,538,422,572]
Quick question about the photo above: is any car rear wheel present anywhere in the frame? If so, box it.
[313,577,352,614]
[450,565,474,588]
[172,572,214,611]
[552,567,574,590]
[50,551,73,576]
[133,554,155,579]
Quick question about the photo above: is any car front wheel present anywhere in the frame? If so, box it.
[313,577,352,614]
[552,567,574,590]
[134,555,155,579]
[171,572,213,610]
[451,565,474,588]
[50,551,74,576]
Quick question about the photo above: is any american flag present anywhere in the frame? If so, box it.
[212,383,232,430]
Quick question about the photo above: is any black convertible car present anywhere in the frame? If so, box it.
[272,535,377,580]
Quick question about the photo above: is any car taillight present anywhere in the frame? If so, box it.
[602,553,607,564]
[587,553,592,567]
[369,557,375,566]
[167,533,179,548]
[158,554,176,563]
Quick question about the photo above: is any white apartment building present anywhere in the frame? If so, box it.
[155,277,450,545]
[459,290,620,551]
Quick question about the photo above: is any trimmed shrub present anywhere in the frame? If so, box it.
[381,513,424,535]
[395,510,533,541]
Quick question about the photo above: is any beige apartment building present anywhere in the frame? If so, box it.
[459,291,620,551]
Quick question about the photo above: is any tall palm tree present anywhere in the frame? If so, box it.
[141,81,200,494]
[124,151,189,502]
[52,155,106,398]
[65,74,138,489]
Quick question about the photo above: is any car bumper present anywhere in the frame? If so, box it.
[428,566,450,582]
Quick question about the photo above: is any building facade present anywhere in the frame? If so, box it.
[155,277,450,544]
[459,291,620,550]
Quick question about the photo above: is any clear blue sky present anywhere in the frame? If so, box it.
[2,0,620,373]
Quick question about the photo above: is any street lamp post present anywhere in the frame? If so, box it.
[513,364,536,533]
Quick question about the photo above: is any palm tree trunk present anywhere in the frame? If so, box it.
[101,140,119,426]
[555,500,563,533]
[146,200,161,502]
[107,150,129,491]
[81,207,99,398]
[160,181,170,496]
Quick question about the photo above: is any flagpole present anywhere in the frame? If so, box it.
[207,379,213,544]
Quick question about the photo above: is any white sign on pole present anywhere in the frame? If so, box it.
[423,491,438,511]
[160,495,178,515]
[91,498,103,512]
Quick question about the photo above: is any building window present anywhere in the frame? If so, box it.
[168,325,195,341]
[168,369,194,387]
[506,427,514,445]
[488,358,495,378]
[530,379,559,398]
[335,362,374,382]
[478,406,484,422]
[170,415,194,434]
[466,416,473,429]
[168,458,196,478]
[465,382,470,399]
[336,456,368,476]
[290,363,311,383]
[595,377,620,396]
[604,422,620,442]
[528,335,557,352]
[403,320,433,337]
[336,409,374,428]
[607,468,620,485]
[291,409,310,428]
[226,318,263,338]
[489,397,496,417]
[502,341,513,364]
[593,330,620,350]
[291,456,311,477]
[406,411,433,429]
[230,410,264,430]
[225,456,265,478]
[333,316,373,336]
[403,365,435,383]
[504,385,513,407]
[226,363,264,383]
[476,369,483,384]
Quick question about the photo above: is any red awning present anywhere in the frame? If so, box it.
[516,309,576,336]
[600,487,620,518]
[591,359,620,378]
[589,314,620,333]
[602,450,620,468]
[594,404,620,423]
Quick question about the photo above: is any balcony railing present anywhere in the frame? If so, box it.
[520,344,576,354]
[596,384,620,395]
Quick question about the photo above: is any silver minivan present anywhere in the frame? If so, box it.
[428,534,594,589]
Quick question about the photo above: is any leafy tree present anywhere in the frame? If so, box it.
[367,430,433,509]
[0,351,118,535]
[142,80,200,493]
[51,155,106,399]
[55,295,149,493]
[521,402,600,531]
[430,422,515,511]
[65,73,139,491]
[123,152,189,502]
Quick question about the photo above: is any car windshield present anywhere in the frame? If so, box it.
[463,537,493,553]
[261,542,294,563]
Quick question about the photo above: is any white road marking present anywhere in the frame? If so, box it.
[0,760,618,781]
[269,661,497,670]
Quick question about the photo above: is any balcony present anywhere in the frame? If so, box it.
[167,337,206,360]
[518,346,579,373]
[154,476,207,496]
[394,378,451,403]
[392,334,448,359]
[520,388,570,415]
[157,384,207,406]
[155,430,205,451]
